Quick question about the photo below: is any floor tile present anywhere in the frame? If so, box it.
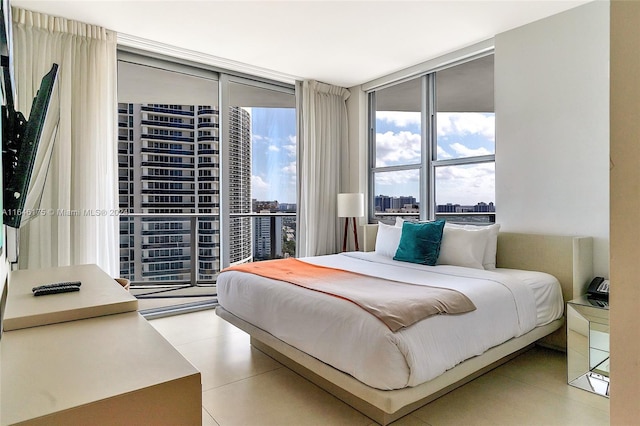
[150,310,610,426]
[175,331,283,391]
[492,346,610,413]
[149,308,241,346]
[202,368,372,426]
[412,350,609,426]
[202,407,219,426]
[388,414,432,425]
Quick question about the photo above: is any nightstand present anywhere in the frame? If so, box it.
[567,295,609,397]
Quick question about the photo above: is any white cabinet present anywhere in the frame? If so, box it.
[0,264,201,425]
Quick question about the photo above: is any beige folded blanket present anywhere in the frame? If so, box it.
[222,258,476,331]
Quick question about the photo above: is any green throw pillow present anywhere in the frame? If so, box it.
[393,220,446,266]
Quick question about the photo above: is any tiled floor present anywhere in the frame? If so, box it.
[149,309,610,426]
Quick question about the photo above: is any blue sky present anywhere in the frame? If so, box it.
[249,108,297,204]
[248,108,495,207]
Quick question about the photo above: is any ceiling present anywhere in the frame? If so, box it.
[11,0,591,87]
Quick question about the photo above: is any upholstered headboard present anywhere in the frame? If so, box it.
[363,224,592,298]
[495,232,593,302]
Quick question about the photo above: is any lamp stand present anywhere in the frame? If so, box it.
[352,217,359,252]
[342,217,359,252]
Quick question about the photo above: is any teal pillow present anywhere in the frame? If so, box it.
[393,220,445,266]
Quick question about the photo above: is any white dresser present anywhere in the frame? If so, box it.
[0,264,201,425]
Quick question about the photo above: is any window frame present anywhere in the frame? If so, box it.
[116,49,296,284]
[368,52,495,223]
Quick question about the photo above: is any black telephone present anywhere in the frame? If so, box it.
[587,277,610,300]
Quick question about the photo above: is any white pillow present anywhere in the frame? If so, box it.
[437,226,491,269]
[395,217,423,227]
[446,223,500,269]
[375,222,402,258]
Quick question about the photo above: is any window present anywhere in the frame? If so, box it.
[369,54,495,224]
[227,78,297,262]
[370,77,422,222]
[117,53,296,285]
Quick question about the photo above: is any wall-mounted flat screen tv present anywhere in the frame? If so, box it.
[2,63,59,228]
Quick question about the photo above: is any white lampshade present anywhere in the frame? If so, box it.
[337,193,364,218]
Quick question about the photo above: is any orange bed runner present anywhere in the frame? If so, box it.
[222,258,476,331]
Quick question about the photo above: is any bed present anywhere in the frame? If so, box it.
[216,224,593,424]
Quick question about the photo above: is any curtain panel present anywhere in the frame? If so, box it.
[12,7,118,275]
[297,80,350,257]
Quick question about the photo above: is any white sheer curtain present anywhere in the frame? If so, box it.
[297,80,350,257]
[12,8,118,275]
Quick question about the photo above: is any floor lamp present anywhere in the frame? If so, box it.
[337,193,364,252]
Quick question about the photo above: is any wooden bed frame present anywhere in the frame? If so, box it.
[216,229,593,425]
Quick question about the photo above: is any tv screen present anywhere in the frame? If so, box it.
[2,63,59,228]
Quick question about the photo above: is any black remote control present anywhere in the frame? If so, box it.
[33,285,81,296]
[32,281,82,292]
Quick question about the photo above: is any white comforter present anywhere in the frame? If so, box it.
[217,252,563,390]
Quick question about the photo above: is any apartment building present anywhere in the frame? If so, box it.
[118,104,252,283]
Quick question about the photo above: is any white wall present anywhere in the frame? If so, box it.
[495,1,609,276]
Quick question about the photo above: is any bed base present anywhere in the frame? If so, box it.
[216,306,563,425]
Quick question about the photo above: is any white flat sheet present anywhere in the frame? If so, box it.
[217,252,563,390]
[490,268,564,326]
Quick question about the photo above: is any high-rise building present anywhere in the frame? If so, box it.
[251,200,290,260]
[375,195,417,213]
[375,195,392,212]
[117,103,252,282]
[253,212,283,260]
[227,106,253,266]
[437,203,461,213]
[473,202,495,212]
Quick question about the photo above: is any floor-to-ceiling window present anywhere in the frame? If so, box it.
[224,77,296,265]
[434,55,495,224]
[368,54,495,224]
[117,55,220,287]
[370,78,422,221]
[117,53,296,296]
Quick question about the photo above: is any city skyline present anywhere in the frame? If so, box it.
[250,108,495,206]
[373,194,495,213]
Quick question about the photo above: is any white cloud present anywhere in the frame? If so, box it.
[449,142,492,157]
[251,175,269,189]
[438,113,495,141]
[436,162,494,181]
[377,111,421,128]
[268,145,280,152]
[281,161,296,175]
[283,142,296,156]
[437,145,452,159]
[251,175,270,201]
[284,161,297,186]
[375,169,420,186]
[375,131,421,167]
[434,163,495,205]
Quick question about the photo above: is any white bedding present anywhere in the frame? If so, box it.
[217,252,564,390]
